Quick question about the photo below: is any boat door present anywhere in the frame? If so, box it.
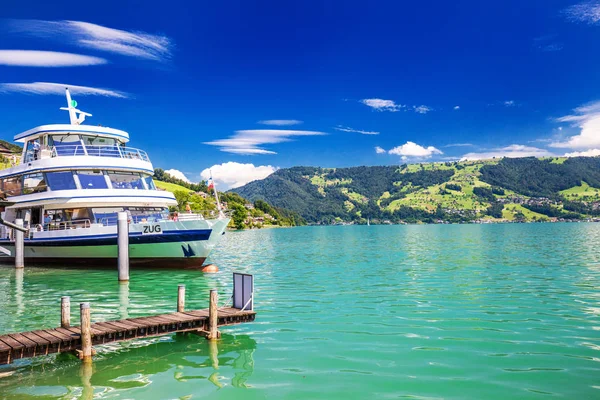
[30,207,42,227]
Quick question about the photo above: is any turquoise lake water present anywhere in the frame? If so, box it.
[0,223,600,399]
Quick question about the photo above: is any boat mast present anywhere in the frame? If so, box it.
[210,170,224,218]
[60,88,92,125]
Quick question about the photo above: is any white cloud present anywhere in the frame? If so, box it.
[564,149,600,157]
[444,143,474,147]
[375,146,386,154]
[359,98,434,114]
[540,43,564,52]
[461,144,554,161]
[453,105,460,110]
[413,105,432,114]
[7,19,172,61]
[564,1,600,24]
[388,141,443,160]
[504,100,515,107]
[334,125,379,135]
[360,98,404,112]
[201,162,277,190]
[533,35,563,52]
[258,120,302,126]
[550,101,600,149]
[0,82,128,98]
[204,129,326,155]
[165,169,191,183]
[0,50,106,67]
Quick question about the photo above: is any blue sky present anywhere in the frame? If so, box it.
[1,0,600,188]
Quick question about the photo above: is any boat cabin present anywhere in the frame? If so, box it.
[14,124,145,163]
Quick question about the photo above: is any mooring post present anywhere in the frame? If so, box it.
[209,289,220,340]
[177,284,185,312]
[61,296,71,328]
[14,218,24,269]
[80,302,92,363]
[117,212,129,282]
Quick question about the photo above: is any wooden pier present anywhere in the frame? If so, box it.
[0,282,256,365]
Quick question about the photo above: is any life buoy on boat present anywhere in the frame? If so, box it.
[35,224,43,232]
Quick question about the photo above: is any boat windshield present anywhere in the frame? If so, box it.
[82,135,118,147]
[48,134,85,157]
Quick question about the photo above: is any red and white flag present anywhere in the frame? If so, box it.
[207,178,214,191]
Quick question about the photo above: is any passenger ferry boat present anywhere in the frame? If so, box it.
[0,89,230,267]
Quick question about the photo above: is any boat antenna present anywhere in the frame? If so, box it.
[60,88,92,125]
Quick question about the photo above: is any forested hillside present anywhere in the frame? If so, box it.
[153,168,305,229]
[232,157,600,224]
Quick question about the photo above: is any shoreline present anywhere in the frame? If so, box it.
[228,219,599,231]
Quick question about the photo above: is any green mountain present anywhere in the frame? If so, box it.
[231,157,600,224]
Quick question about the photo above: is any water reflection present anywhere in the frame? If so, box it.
[14,268,24,317]
[207,338,222,388]
[0,333,256,398]
[118,282,129,319]
[79,361,94,400]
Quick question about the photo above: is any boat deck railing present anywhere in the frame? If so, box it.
[0,211,230,239]
[24,145,150,163]
[98,210,229,227]
[1,219,94,240]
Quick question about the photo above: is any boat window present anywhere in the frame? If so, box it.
[45,209,65,223]
[45,171,77,191]
[82,135,117,146]
[49,134,84,156]
[23,173,47,194]
[2,176,23,196]
[91,207,167,225]
[91,207,124,225]
[77,170,108,189]
[49,134,81,145]
[143,176,156,190]
[82,135,120,157]
[107,171,145,189]
[63,208,92,224]
[24,139,43,162]
[127,207,168,223]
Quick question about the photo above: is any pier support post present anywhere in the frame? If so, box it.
[117,212,129,282]
[208,289,220,340]
[14,218,24,269]
[79,302,92,363]
[61,296,71,328]
[177,285,185,312]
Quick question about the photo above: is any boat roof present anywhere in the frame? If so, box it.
[14,124,130,143]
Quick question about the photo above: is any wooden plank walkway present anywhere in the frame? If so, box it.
[0,307,256,365]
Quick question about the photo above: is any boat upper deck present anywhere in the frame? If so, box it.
[15,124,130,144]
[23,141,149,164]
[14,123,148,165]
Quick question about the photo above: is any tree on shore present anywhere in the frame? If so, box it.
[231,204,247,229]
